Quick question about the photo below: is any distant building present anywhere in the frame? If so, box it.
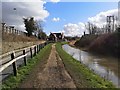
[48,32,64,41]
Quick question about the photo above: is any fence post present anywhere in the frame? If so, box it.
[39,44,41,51]
[37,45,38,53]
[23,49,27,66]
[38,45,39,53]
[34,46,36,56]
[45,42,47,46]
[30,48,33,58]
[41,44,42,49]
[42,44,44,48]
[11,52,17,76]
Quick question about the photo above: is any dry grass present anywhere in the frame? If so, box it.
[75,34,98,48]
[1,32,45,54]
[88,33,119,57]
[74,32,119,57]
[2,32,39,42]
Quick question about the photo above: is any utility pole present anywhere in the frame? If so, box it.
[113,16,115,32]
[118,1,120,26]
[106,16,115,33]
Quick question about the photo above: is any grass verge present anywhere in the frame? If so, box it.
[56,42,115,88]
[2,43,52,89]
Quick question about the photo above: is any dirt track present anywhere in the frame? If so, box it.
[20,44,76,88]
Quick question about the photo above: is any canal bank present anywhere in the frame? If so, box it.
[56,42,115,88]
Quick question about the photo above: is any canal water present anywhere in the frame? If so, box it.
[62,44,119,88]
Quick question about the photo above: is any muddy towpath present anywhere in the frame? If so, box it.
[19,44,76,88]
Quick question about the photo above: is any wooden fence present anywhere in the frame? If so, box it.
[0,42,48,76]
[1,23,27,36]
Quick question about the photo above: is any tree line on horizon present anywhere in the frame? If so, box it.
[23,15,120,41]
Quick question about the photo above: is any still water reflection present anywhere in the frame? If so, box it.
[62,44,119,87]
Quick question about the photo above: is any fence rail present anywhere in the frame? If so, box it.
[1,23,27,36]
[0,54,27,72]
[0,45,36,58]
[0,42,48,76]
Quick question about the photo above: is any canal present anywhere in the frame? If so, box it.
[62,44,119,88]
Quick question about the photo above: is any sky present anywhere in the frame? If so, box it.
[44,2,118,36]
[1,0,119,36]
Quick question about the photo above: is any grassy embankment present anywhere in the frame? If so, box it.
[2,32,39,42]
[75,32,119,57]
[2,43,52,89]
[2,32,45,54]
[56,42,115,88]
[75,34,98,49]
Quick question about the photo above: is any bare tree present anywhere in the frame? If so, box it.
[85,22,97,35]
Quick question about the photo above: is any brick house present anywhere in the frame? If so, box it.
[48,32,64,41]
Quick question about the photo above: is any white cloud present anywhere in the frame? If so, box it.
[62,23,86,37]
[1,0,45,2]
[50,0,60,3]
[88,9,118,27]
[62,9,118,37]
[2,1,49,32]
[52,17,60,22]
